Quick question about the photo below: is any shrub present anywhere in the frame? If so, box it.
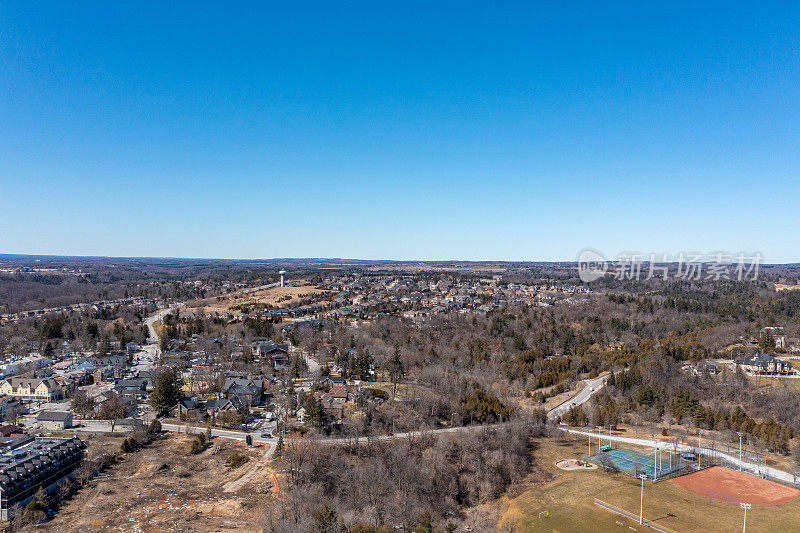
[189,433,207,455]
[120,437,136,453]
[225,453,250,469]
[148,419,162,434]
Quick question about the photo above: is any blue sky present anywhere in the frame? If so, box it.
[1,2,799,261]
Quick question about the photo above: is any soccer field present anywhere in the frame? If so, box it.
[501,438,800,532]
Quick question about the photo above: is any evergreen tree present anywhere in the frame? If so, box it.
[387,345,405,399]
[149,368,183,416]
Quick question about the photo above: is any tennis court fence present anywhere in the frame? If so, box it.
[584,446,688,480]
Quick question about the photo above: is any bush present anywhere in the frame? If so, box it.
[225,453,250,469]
[189,433,207,455]
[148,419,162,434]
[120,437,135,453]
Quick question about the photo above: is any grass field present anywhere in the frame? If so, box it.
[500,438,800,532]
[748,375,800,391]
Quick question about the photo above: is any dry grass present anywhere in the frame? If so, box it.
[186,283,324,315]
[41,435,271,533]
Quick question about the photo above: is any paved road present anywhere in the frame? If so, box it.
[562,427,797,485]
[161,421,277,446]
[144,303,184,343]
[548,374,609,419]
[240,282,281,295]
[132,303,185,374]
[288,343,320,373]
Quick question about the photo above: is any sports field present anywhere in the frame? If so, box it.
[501,438,800,532]
[671,466,799,506]
[586,447,685,479]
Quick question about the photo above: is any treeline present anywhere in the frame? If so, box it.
[262,418,543,532]
[602,361,798,454]
[0,308,149,357]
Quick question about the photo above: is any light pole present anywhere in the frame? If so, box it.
[596,426,604,450]
[740,502,751,533]
[737,432,745,471]
[654,440,660,480]
[699,429,703,468]
[639,474,648,524]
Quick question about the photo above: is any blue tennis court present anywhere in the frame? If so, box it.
[585,447,686,480]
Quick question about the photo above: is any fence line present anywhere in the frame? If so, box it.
[593,498,680,533]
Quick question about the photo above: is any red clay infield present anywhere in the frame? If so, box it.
[670,466,799,506]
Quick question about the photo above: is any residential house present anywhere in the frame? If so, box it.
[221,377,263,407]
[735,353,794,375]
[170,396,203,419]
[252,341,290,369]
[36,411,73,431]
[0,425,24,437]
[319,375,348,387]
[0,378,62,401]
[206,396,244,414]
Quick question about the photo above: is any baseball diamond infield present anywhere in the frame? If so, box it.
[670,466,800,506]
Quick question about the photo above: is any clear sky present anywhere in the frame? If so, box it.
[1,2,798,261]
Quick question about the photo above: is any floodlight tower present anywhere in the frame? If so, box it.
[279,270,286,287]
[740,502,751,533]
[639,473,648,524]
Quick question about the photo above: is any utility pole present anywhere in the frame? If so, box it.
[639,474,648,524]
[740,502,751,533]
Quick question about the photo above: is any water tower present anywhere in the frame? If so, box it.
[279,270,286,287]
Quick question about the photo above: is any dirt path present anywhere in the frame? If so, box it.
[223,444,274,493]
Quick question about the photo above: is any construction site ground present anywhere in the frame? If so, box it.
[40,434,273,533]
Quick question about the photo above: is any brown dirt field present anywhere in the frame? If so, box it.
[40,435,272,532]
[670,466,800,506]
[187,283,323,314]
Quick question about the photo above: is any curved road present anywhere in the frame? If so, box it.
[548,374,609,419]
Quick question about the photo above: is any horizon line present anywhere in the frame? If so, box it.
[1,253,799,266]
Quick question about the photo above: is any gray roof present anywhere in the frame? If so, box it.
[37,411,71,422]
[735,353,793,368]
